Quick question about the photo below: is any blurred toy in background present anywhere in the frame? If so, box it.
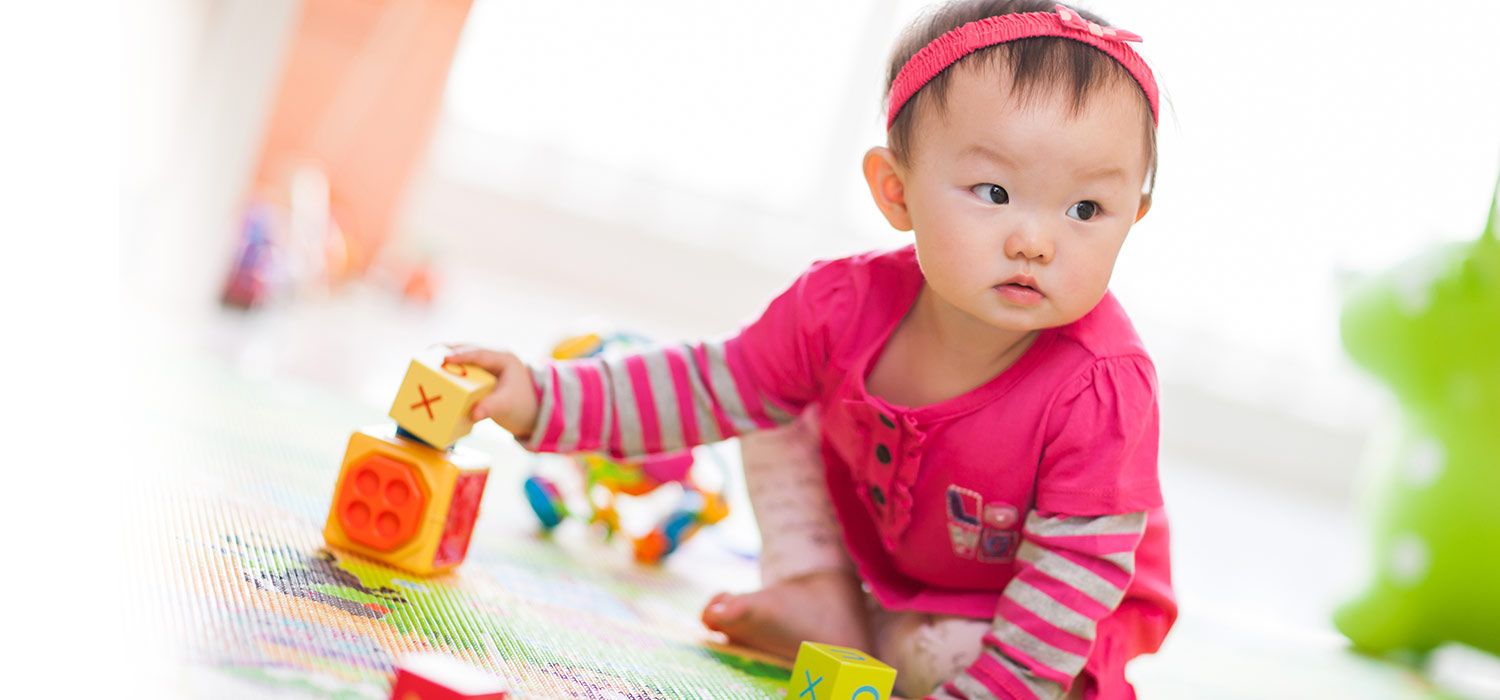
[523,331,732,564]
[221,203,278,308]
[221,0,472,311]
[220,163,441,309]
[399,258,438,305]
[1335,168,1500,660]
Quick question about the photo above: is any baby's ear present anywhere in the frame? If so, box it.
[863,147,913,231]
[1135,192,1153,223]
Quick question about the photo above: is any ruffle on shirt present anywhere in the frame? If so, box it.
[839,397,926,545]
[1035,355,1164,515]
[793,254,874,376]
[722,254,868,425]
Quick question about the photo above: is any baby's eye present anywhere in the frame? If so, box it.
[970,184,1009,205]
[1066,201,1100,221]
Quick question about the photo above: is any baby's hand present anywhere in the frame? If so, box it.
[444,346,540,440]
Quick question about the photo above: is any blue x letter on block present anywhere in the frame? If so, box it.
[799,670,823,699]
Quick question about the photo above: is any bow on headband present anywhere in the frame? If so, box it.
[1054,5,1142,43]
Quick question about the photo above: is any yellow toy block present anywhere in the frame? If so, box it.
[323,424,491,575]
[786,642,897,700]
[389,347,496,449]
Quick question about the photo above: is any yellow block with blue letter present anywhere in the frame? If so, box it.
[786,641,897,700]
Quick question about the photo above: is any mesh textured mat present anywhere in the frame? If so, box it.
[134,351,1456,699]
[137,354,788,699]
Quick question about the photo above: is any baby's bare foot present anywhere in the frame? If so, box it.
[700,569,870,660]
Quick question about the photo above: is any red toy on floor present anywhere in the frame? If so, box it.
[390,653,508,700]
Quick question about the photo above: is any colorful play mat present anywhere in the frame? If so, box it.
[133,351,1465,699]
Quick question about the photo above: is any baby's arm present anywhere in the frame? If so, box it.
[506,338,799,458]
[444,263,852,461]
[928,511,1147,700]
[454,259,851,458]
[929,357,1164,699]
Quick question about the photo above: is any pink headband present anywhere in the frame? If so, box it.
[886,4,1159,129]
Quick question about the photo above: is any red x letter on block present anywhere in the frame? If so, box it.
[411,385,442,420]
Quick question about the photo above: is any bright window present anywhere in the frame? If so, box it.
[439,0,1500,431]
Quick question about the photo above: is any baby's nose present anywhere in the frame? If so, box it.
[1004,222,1054,262]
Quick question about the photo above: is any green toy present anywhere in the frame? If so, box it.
[1334,167,1500,658]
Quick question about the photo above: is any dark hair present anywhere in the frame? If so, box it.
[884,0,1158,195]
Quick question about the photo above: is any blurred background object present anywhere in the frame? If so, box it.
[119,1,1500,697]
[222,0,470,307]
[1334,173,1500,660]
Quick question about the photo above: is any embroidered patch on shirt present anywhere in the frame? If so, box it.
[948,522,980,558]
[977,527,1020,563]
[946,485,1020,563]
[946,485,982,525]
[982,503,1018,529]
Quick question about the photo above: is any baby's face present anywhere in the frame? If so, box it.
[900,64,1152,333]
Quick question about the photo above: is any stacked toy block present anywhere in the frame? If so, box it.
[324,347,497,575]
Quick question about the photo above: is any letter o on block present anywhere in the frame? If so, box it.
[786,641,896,700]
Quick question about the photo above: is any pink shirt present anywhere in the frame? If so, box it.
[728,245,1169,605]
[524,245,1176,697]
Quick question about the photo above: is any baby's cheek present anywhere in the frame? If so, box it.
[918,233,975,276]
[1071,238,1125,285]
[1053,264,1110,317]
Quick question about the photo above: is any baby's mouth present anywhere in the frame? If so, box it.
[994,275,1045,305]
[997,274,1043,295]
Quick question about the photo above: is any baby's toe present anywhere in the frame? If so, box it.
[701,592,750,630]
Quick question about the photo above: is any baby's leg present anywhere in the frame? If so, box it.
[700,409,871,659]
[870,604,987,699]
[871,605,1087,699]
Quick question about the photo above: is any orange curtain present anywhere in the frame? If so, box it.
[247,0,473,275]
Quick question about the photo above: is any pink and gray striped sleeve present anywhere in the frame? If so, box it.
[929,510,1148,700]
[521,338,800,457]
[520,259,848,458]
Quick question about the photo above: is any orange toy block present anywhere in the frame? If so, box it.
[390,653,508,700]
[389,347,496,449]
[324,425,490,575]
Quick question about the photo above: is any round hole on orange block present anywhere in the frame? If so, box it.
[377,511,400,537]
[355,469,380,496]
[346,501,371,527]
[386,480,410,506]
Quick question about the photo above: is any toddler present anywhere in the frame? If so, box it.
[451,1,1175,697]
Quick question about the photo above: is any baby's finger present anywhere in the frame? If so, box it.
[471,386,519,424]
[445,348,519,376]
[469,396,491,423]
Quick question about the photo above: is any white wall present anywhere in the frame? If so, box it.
[122,0,299,320]
[413,0,1500,496]
[119,0,1500,498]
